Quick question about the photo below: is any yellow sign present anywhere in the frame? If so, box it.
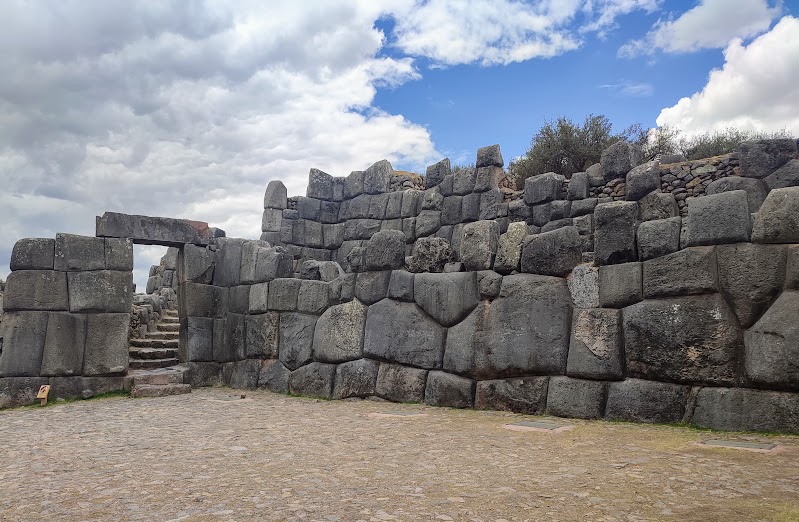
[36,385,51,405]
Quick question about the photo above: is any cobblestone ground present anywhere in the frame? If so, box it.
[1,387,798,522]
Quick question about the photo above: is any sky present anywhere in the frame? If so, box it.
[1,0,798,290]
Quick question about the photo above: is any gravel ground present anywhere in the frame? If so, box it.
[1,387,797,522]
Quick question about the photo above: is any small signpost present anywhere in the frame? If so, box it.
[36,385,51,406]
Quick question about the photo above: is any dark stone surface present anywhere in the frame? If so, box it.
[475,166,504,192]
[96,211,221,246]
[690,387,799,433]
[642,247,717,298]
[0,311,49,377]
[68,271,133,313]
[226,359,263,389]
[566,308,623,380]
[546,376,607,419]
[332,358,379,399]
[307,168,334,201]
[375,363,428,402]
[414,272,479,327]
[227,285,251,314]
[764,159,799,190]
[41,312,86,376]
[738,138,797,179]
[297,280,330,314]
[567,172,589,200]
[10,238,55,270]
[180,282,228,318]
[717,243,787,327]
[364,299,446,369]
[625,161,660,201]
[258,359,290,393]
[787,246,799,290]
[212,238,245,287]
[594,201,639,265]
[407,237,453,273]
[48,376,133,400]
[245,312,279,358]
[637,217,681,261]
[460,220,499,271]
[598,262,642,308]
[365,230,406,271]
[289,362,336,399]
[83,313,129,376]
[605,379,690,423]
[425,158,451,189]
[687,190,752,246]
[494,222,527,274]
[524,173,564,205]
[600,141,642,180]
[179,244,216,284]
[3,270,68,311]
[264,180,288,209]
[181,317,214,362]
[0,376,50,408]
[186,362,222,387]
[415,210,441,237]
[54,233,105,271]
[267,278,301,311]
[744,291,799,390]
[520,227,582,276]
[477,270,502,299]
[278,312,317,370]
[637,192,679,222]
[752,187,799,244]
[476,144,503,168]
[706,176,768,212]
[354,270,391,305]
[222,313,246,361]
[623,295,740,386]
[388,270,414,301]
[363,160,393,194]
[424,371,475,408]
[475,376,548,414]
[312,299,367,363]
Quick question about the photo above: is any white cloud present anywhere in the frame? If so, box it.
[656,15,799,137]
[599,80,654,97]
[619,0,782,57]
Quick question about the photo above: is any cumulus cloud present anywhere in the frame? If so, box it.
[619,0,782,57]
[656,16,799,137]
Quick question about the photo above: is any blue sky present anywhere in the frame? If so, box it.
[0,0,797,290]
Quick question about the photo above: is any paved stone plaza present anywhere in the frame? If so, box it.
[1,388,798,521]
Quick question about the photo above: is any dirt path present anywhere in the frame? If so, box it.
[1,387,797,521]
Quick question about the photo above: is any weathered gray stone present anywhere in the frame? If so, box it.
[343,217,380,242]
[245,312,279,358]
[344,170,364,199]
[0,376,50,407]
[507,199,530,221]
[637,191,678,221]
[320,200,341,224]
[211,238,245,287]
[211,318,227,362]
[96,212,222,246]
[53,233,105,271]
[364,299,445,369]
[277,312,316,370]
[297,280,329,314]
[686,190,752,246]
[414,272,479,327]
[329,273,356,303]
[475,377,548,414]
[475,166,503,192]
[520,227,582,277]
[343,245,365,273]
[385,191,404,219]
[594,201,639,265]
[408,237,453,273]
[401,190,424,217]
[68,271,132,313]
[296,196,321,221]
[184,362,221,387]
[598,262,642,308]
[476,144,503,168]
[524,173,564,205]
[744,291,799,389]
[375,363,428,403]
[322,223,345,250]
[354,270,391,305]
[332,358,379,399]
[752,187,799,244]
[227,285,250,314]
[307,169,333,200]
[546,376,606,419]
[223,313,246,361]
[388,270,414,301]
[289,362,336,398]
[180,283,228,318]
[570,198,598,217]
[541,217,573,233]
[425,158,451,189]
[0,312,48,377]
[738,139,797,179]
[363,160,393,194]
[3,270,68,311]
[179,244,215,284]
[83,313,128,375]
[566,264,599,308]
[479,189,502,220]
[10,238,55,270]
[567,172,589,200]
[48,376,132,400]
[452,168,476,196]
[706,177,768,213]
[625,160,660,201]
[180,316,214,362]
[493,222,527,275]
[586,163,605,186]
[443,275,571,379]
[642,247,717,298]
[341,194,371,220]
[623,294,740,385]
[600,141,642,180]
[104,238,133,271]
[787,245,799,290]
[441,195,462,225]
[764,159,799,190]
[367,193,389,220]
[459,220,499,271]
[264,180,288,209]
[425,371,474,408]
[690,387,799,433]
[477,270,502,299]
[312,299,367,363]
[267,278,301,311]
[226,359,262,389]
[637,217,681,261]
[40,312,86,376]
[716,243,786,327]
[364,230,405,271]
[461,192,481,222]
[258,359,290,393]
[566,308,622,380]
[530,202,550,227]
[415,210,441,237]
[605,379,690,423]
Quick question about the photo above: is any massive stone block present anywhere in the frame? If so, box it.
[0,311,48,377]
[738,138,797,179]
[475,376,548,414]
[623,295,740,385]
[180,283,228,318]
[96,212,221,246]
[452,168,476,196]
[388,270,414,302]
[227,285,251,314]
[297,280,330,314]
[414,272,479,327]
[567,264,599,309]
[179,244,215,284]
[289,362,336,398]
[524,173,564,205]
[425,371,475,408]
[332,358,379,399]
[225,359,263,389]
[363,160,393,194]
[364,230,405,271]
[744,291,799,390]
[54,233,105,271]
[475,166,504,192]
[425,158,451,189]
[765,159,799,190]
[479,189,503,220]
[245,312,279,358]
[186,362,222,387]
[642,247,717,298]
[598,262,642,308]
[10,238,55,270]
[354,270,391,305]
[494,222,528,275]
[443,274,572,379]
[181,317,214,362]
[278,312,317,371]
[706,176,768,213]
[566,308,623,380]
[686,190,751,246]
[637,217,681,261]
[716,243,787,328]
[594,201,639,265]
[567,172,589,200]
[460,220,499,271]
[41,312,86,376]
[476,144,503,168]
[752,187,799,244]
[415,210,441,237]
[407,237,453,273]
[264,180,288,209]
[520,226,582,277]
[638,192,678,222]
[787,246,799,290]
[0,377,50,408]
[68,271,133,313]
[312,299,367,363]
[211,238,245,287]
[364,299,445,369]
[307,168,334,201]
[600,141,642,180]
[223,313,246,361]
[546,376,607,419]
[3,270,68,311]
[625,161,660,201]
[258,359,290,393]
[83,313,129,375]
[375,363,428,402]
[605,379,690,424]
[267,278,301,311]
[690,387,799,433]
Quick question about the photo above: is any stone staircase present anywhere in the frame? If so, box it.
[129,308,191,397]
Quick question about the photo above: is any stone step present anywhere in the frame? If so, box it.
[132,367,186,386]
[157,323,180,332]
[129,358,180,370]
[131,383,191,398]
[130,338,178,349]
[129,347,178,360]
[160,317,180,324]
[143,331,179,340]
